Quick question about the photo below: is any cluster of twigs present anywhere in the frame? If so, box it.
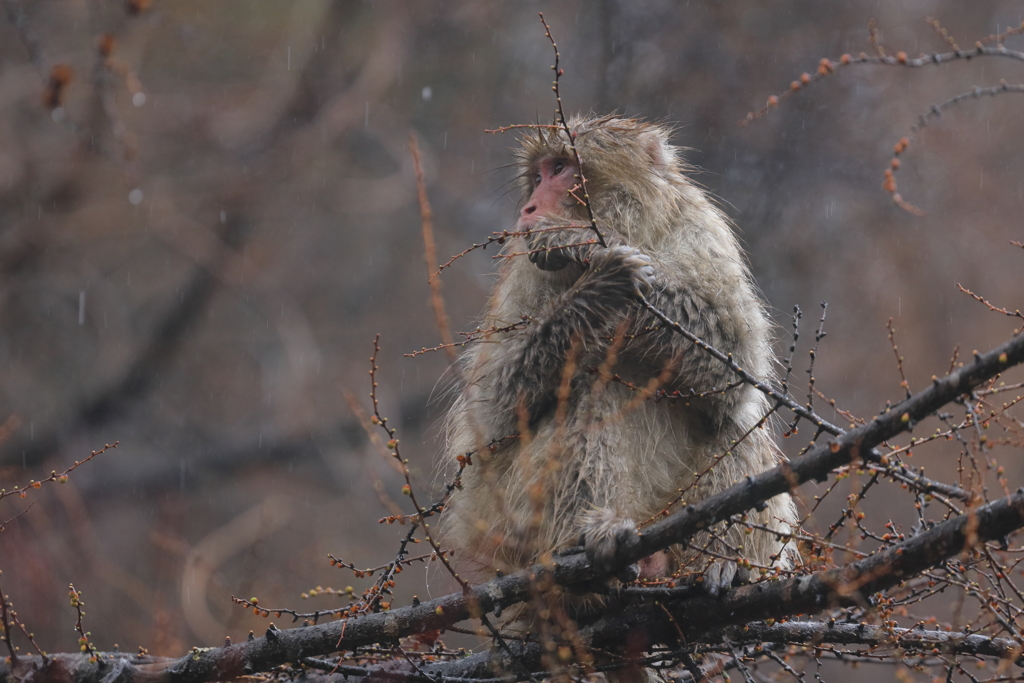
[0,573,45,666]
[2,11,1024,683]
[181,13,1024,683]
[147,12,1024,683]
[0,444,118,666]
[0,441,118,532]
[744,17,1024,215]
[2,321,1021,681]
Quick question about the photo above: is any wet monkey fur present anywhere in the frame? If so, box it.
[440,115,797,605]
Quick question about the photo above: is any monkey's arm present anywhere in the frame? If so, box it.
[528,222,747,393]
[526,221,624,272]
[632,275,757,431]
[639,279,742,377]
[486,246,653,432]
[521,230,748,432]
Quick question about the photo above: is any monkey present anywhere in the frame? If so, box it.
[439,115,797,614]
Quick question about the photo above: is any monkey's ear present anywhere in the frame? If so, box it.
[639,129,676,172]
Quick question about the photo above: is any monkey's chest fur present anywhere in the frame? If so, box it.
[475,381,714,572]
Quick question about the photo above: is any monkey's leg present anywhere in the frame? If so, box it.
[578,507,643,577]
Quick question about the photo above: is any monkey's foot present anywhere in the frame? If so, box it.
[703,560,739,597]
[638,551,670,580]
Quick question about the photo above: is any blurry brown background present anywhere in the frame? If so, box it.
[0,0,1021,657]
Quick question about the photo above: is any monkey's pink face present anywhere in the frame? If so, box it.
[517,156,580,230]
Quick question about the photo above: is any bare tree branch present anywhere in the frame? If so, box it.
[3,327,1022,683]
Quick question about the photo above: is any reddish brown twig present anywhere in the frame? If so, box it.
[958,282,1024,333]
[538,12,606,249]
[68,584,98,663]
[409,133,457,364]
[0,442,118,503]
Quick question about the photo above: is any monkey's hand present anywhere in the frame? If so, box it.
[582,246,656,300]
[527,223,607,271]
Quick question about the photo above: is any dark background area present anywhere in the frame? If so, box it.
[0,0,1021,662]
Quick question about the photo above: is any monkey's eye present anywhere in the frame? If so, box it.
[552,159,565,175]
[534,172,543,187]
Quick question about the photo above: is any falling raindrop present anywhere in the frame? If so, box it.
[132,92,146,107]
[129,188,144,205]
[422,86,433,101]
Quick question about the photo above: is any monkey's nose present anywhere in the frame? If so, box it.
[522,204,537,217]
